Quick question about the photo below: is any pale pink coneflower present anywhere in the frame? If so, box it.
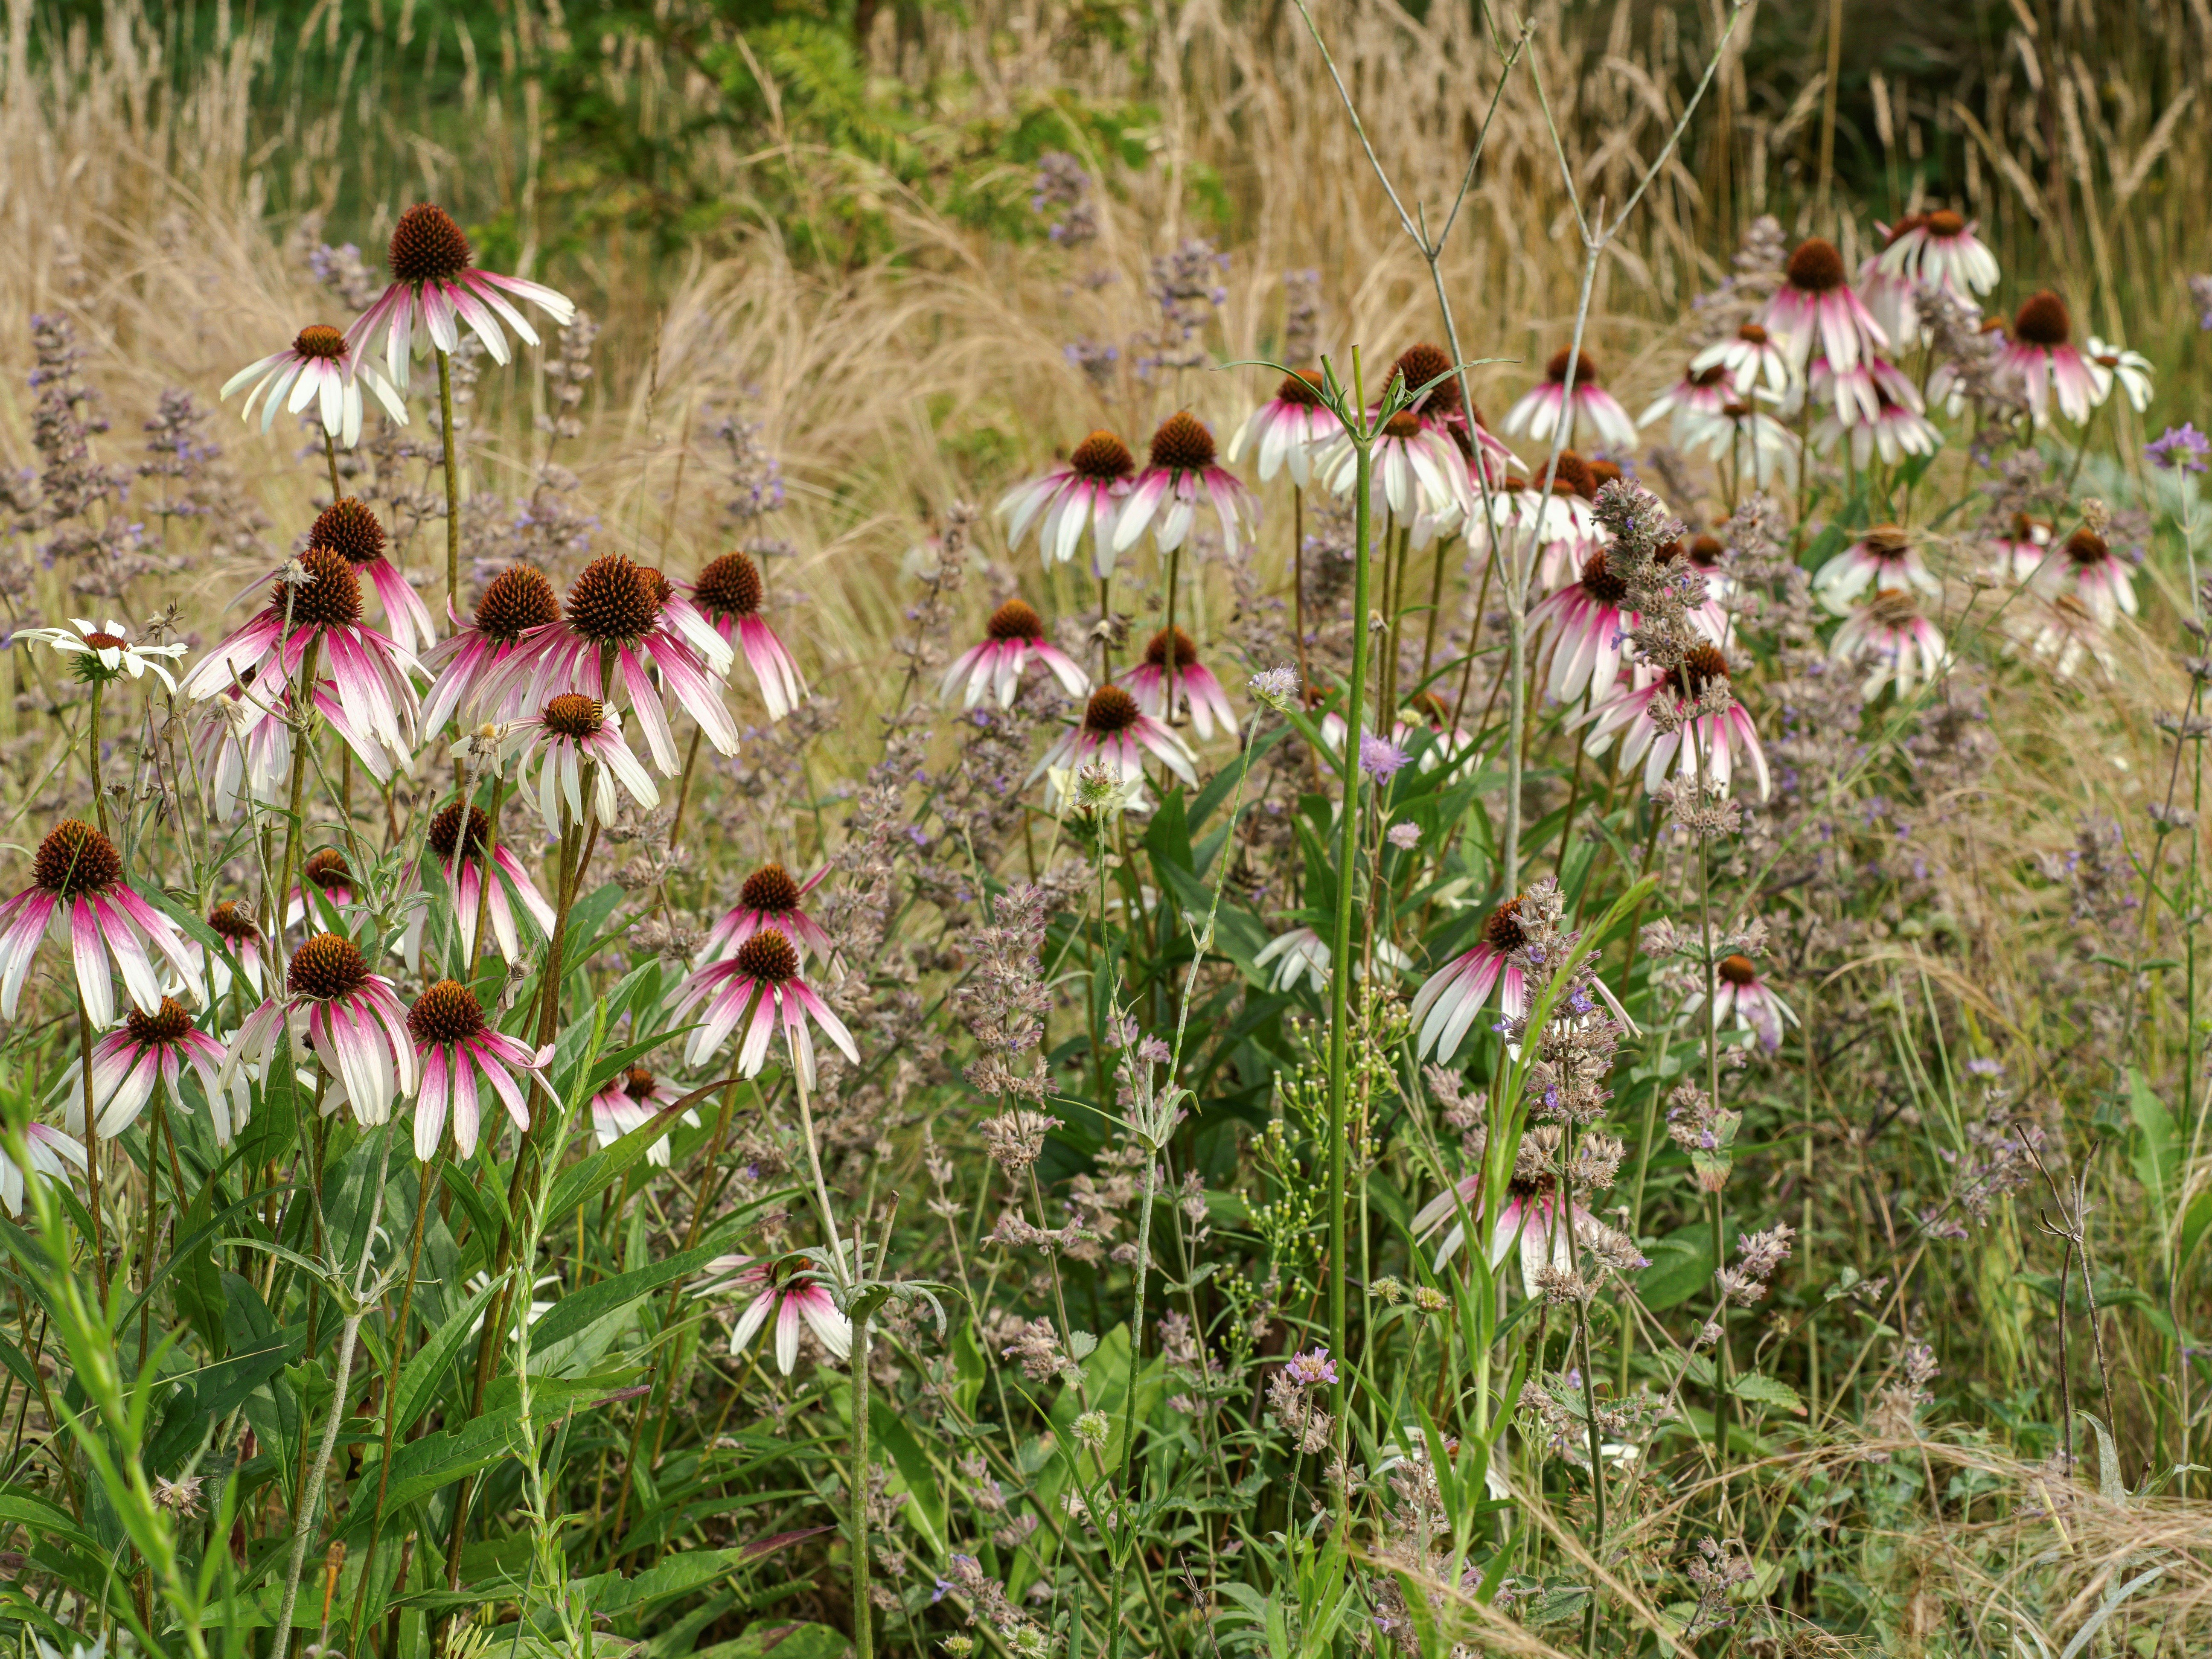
[1031,686,1197,812]
[189,685,290,823]
[507,694,661,830]
[1578,644,1771,801]
[1532,545,1728,708]
[223,931,417,1131]
[1410,899,1533,1062]
[1690,323,1793,402]
[178,548,421,783]
[998,430,1136,574]
[483,553,738,774]
[1412,1168,1596,1288]
[1254,925,1408,992]
[2023,593,2115,681]
[1807,352,1925,429]
[222,322,407,448]
[1686,954,1800,1053]
[1502,346,1639,452]
[700,862,835,966]
[940,599,1089,710]
[405,978,551,1161]
[1983,514,2050,587]
[686,551,806,722]
[52,996,233,1141]
[344,202,576,391]
[306,497,437,655]
[1812,525,1939,614]
[204,900,266,1002]
[1998,292,2101,426]
[1880,209,2000,300]
[1124,627,1238,740]
[1385,341,1515,479]
[1856,218,1928,351]
[1112,412,1257,561]
[15,617,186,693]
[697,1253,852,1375]
[2085,337,2153,413]
[285,847,359,932]
[2046,527,2138,627]
[590,1065,700,1169]
[0,821,204,1030]
[1831,590,1949,698]
[0,1125,85,1218]
[401,802,555,974]
[1638,362,1737,445]
[1315,409,1471,540]
[419,564,565,732]
[1758,237,1890,382]
[1474,457,1606,593]
[1227,370,1341,487]
[670,927,861,1084]
[1814,386,1940,470]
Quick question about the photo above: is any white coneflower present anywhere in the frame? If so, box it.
[1227,370,1342,487]
[1998,291,2101,427]
[1813,525,1939,614]
[1832,589,1948,698]
[1114,412,1257,560]
[2084,337,2153,413]
[1881,209,2000,300]
[222,323,408,447]
[1691,323,1793,402]
[1502,346,1639,452]
[2044,527,2138,627]
[1032,685,1197,811]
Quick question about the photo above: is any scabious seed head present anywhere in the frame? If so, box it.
[1147,411,1216,471]
[1785,237,1846,293]
[428,803,492,861]
[1083,686,1140,734]
[407,979,486,1045]
[1545,346,1601,387]
[274,548,364,629]
[1069,430,1135,481]
[34,821,119,897]
[2013,291,2071,348]
[125,997,195,1045]
[303,848,351,892]
[309,498,387,566]
[986,599,1044,642]
[734,928,799,983]
[694,552,764,621]
[293,324,346,360]
[740,864,801,912]
[289,932,370,1001]
[1717,954,1758,987]
[542,693,604,739]
[387,203,473,286]
[1481,897,1527,952]
[566,553,663,643]
[474,565,560,643]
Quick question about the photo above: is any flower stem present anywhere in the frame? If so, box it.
[667,725,707,856]
[1102,1141,1161,1659]
[852,1312,876,1659]
[1324,353,1374,1459]
[349,1155,437,1647]
[87,680,106,837]
[322,430,342,503]
[465,773,505,983]
[437,347,461,617]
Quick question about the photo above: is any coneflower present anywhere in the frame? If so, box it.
[405,978,550,1161]
[2043,527,2138,627]
[998,430,1136,573]
[686,551,806,722]
[1685,954,1799,1053]
[1832,590,1948,698]
[52,996,235,1141]
[222,322,407,448]
[671,927,860,1084]
[1227,370,1342,487]
[1030,685,1197,811]
[1813,525,1939,614]
[506,694,661,829]
[1123,627,1237,740]
[1639,362,1738,445]
[0,820,204,1029]
[700,862,835,964]
[589,1065,699,1168]
[1502,346,1639,452]
[1998,291,2101,427]
[308,497,436,655]
[481,552,739,773]
[1315,406,1470,536]
[419,563,565,731]
[1532,546,1726,708]
[1759,237,1889,383]
[1578,643,1770,800]
[1880,209,2000,300]
[1690,322,1792,402]
[402,801,554,974]
[695,1253,852,1375]
[940,599,1089,710]
[223,931,417,1132]
[1112,413,1257,560]
[344,202,576,390]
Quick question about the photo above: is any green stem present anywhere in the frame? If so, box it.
[87,681,106,837]
[437,347,461,616]
[1101,1127,1161,1659]
[1324,356,1375,1458]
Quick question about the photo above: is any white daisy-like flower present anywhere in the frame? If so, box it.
[15,617,187,693]
[221,324,408,448]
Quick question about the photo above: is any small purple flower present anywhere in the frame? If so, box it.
[1359,734,1410,782]
[1386,821,1421,850]
[1284,1347,1337,1386]
[2146,423,2211,474]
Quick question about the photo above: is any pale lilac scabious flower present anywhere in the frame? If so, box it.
[1359,733,1410,783]
[1247,665,1301,713]
[2146,424,2210,473]
[1387,821,1422,850]
[1283,1348,1337,1387]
